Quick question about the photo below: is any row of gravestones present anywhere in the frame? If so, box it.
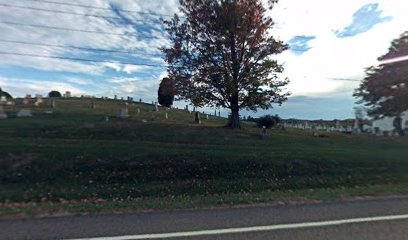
[183,105,221,118]
[115,106,209,124]
[0,106,33,119]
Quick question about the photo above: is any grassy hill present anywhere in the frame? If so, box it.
[1,98,408,216]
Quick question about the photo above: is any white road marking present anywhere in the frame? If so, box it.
[67,214,408,240]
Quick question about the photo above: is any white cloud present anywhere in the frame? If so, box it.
[270,0,408,97]
[0,0,176,73]
[0,76,86,96]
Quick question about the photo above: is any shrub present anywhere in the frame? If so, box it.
[256,115,281,128]
[48,90,62,98]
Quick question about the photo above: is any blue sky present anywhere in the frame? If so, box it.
[0,0,407,120]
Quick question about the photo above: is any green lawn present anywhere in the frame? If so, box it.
[1,98,407,216]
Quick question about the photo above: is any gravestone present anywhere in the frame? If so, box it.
[91,100,96,109]
[155,102,159,112]
[23,95,31,105]
[51,99,56,108]
[0,106,7,119]
[206,115,209,120]
[117,107,129,118]
[137,108,140,114]
[34,95,43,107]
[165,112,168,119]
[261,126,267,138]
[0,96,6,104]
[17,109,32,117]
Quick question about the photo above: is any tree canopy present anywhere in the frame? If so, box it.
[354,32,408,118]
[161,0,290,128]
[158,77,176,107]
[0,88,12,100]
[48,90,62,98]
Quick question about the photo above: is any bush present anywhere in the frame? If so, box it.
[158,78,176,107]
[256,115,280,128]
[48,90,62,98]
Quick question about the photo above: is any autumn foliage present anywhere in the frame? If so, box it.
[161,0,290,128]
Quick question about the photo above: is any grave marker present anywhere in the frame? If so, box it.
[0,106,7,119]
[17,109,32,117]
[117,107,129,118]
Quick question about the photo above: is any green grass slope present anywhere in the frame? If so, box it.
[0,98,407,216]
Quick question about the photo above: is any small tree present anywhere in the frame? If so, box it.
[393,116,403,136]
[158,78,176,107]
[256,114,280,128]
[48,90,62,98]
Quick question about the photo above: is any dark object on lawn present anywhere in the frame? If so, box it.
[256,115,280,129]
[313,132,329,138]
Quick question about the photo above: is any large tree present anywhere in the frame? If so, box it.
[354,32,408,119]
[161,0,290,128]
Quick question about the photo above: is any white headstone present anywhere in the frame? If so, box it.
[165,112,168,119]
[0,106,7,119]
[17,109,32,117]
[117,107,129,118]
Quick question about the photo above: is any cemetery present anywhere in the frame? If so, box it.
[0,97,407,216]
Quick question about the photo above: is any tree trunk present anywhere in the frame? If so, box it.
[230,105,240,129]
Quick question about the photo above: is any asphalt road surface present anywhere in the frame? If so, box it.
[1,196,408,240]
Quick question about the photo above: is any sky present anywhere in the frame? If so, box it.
[0,0,407,120]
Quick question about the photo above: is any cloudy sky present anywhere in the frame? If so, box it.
[0,0,406,119]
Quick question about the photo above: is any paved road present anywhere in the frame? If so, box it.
[1,197,408,240]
